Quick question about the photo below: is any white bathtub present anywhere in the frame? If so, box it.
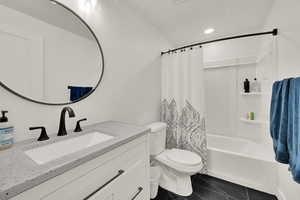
[207,134,277,194]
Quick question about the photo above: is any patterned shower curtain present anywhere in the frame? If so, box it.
[161,47,207,174]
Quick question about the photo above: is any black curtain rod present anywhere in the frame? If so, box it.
[161,28,278,55]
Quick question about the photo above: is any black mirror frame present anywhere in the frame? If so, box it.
[0,0,105,106]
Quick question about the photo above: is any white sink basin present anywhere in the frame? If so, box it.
[25,132,114,165]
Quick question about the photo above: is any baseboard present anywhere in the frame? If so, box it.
[276,189,287,200]
[207,170,276,195]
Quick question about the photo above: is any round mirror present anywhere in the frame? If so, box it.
[0,0,104,105]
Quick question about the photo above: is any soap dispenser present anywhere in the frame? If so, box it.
[0,111,14,150]
[244,78,250,93]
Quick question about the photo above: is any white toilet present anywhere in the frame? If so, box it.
[147,122,203,196]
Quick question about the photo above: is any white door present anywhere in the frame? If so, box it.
[0,25,44,100]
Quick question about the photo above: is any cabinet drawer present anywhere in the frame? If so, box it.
[88,159,148,200]
[41,141,147,200]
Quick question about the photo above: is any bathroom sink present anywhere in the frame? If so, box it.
[25,132,114,165]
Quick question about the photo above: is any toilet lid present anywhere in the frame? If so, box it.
[165,149,202,166]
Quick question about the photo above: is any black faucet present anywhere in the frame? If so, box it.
[57,107,75,136]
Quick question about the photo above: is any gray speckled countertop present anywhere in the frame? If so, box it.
[0,121,149,200]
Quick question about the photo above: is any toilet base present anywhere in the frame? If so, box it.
[159,164,193,196]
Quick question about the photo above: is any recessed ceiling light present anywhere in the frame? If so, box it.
[79,0,97,12]
[172,0,190,4]
[204,28,215,34]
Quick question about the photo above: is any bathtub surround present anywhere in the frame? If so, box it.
[161,47,207,174]
[198,33,279,194]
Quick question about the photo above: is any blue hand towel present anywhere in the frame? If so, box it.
[270,79,292,164]
[287,78,300,183]
[68,86,93,101]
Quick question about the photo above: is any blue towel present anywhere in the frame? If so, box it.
[287,78,300,183]
[68,86,93,101]
[271,78,300,184]
[270,79,292,164]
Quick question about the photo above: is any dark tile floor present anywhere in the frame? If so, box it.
[153,174,278,200]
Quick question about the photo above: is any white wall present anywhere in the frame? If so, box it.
[203,37,262,64]
[264,0,300,199]
[0,0,170,141]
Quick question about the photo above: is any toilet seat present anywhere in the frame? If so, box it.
[166,149,202,166]
[155,149,203,174]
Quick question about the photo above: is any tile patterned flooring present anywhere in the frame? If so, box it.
[153,174,278,200]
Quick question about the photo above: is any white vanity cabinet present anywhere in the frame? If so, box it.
[11,135,150,200]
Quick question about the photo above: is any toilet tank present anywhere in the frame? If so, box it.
[147,122,167,156]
